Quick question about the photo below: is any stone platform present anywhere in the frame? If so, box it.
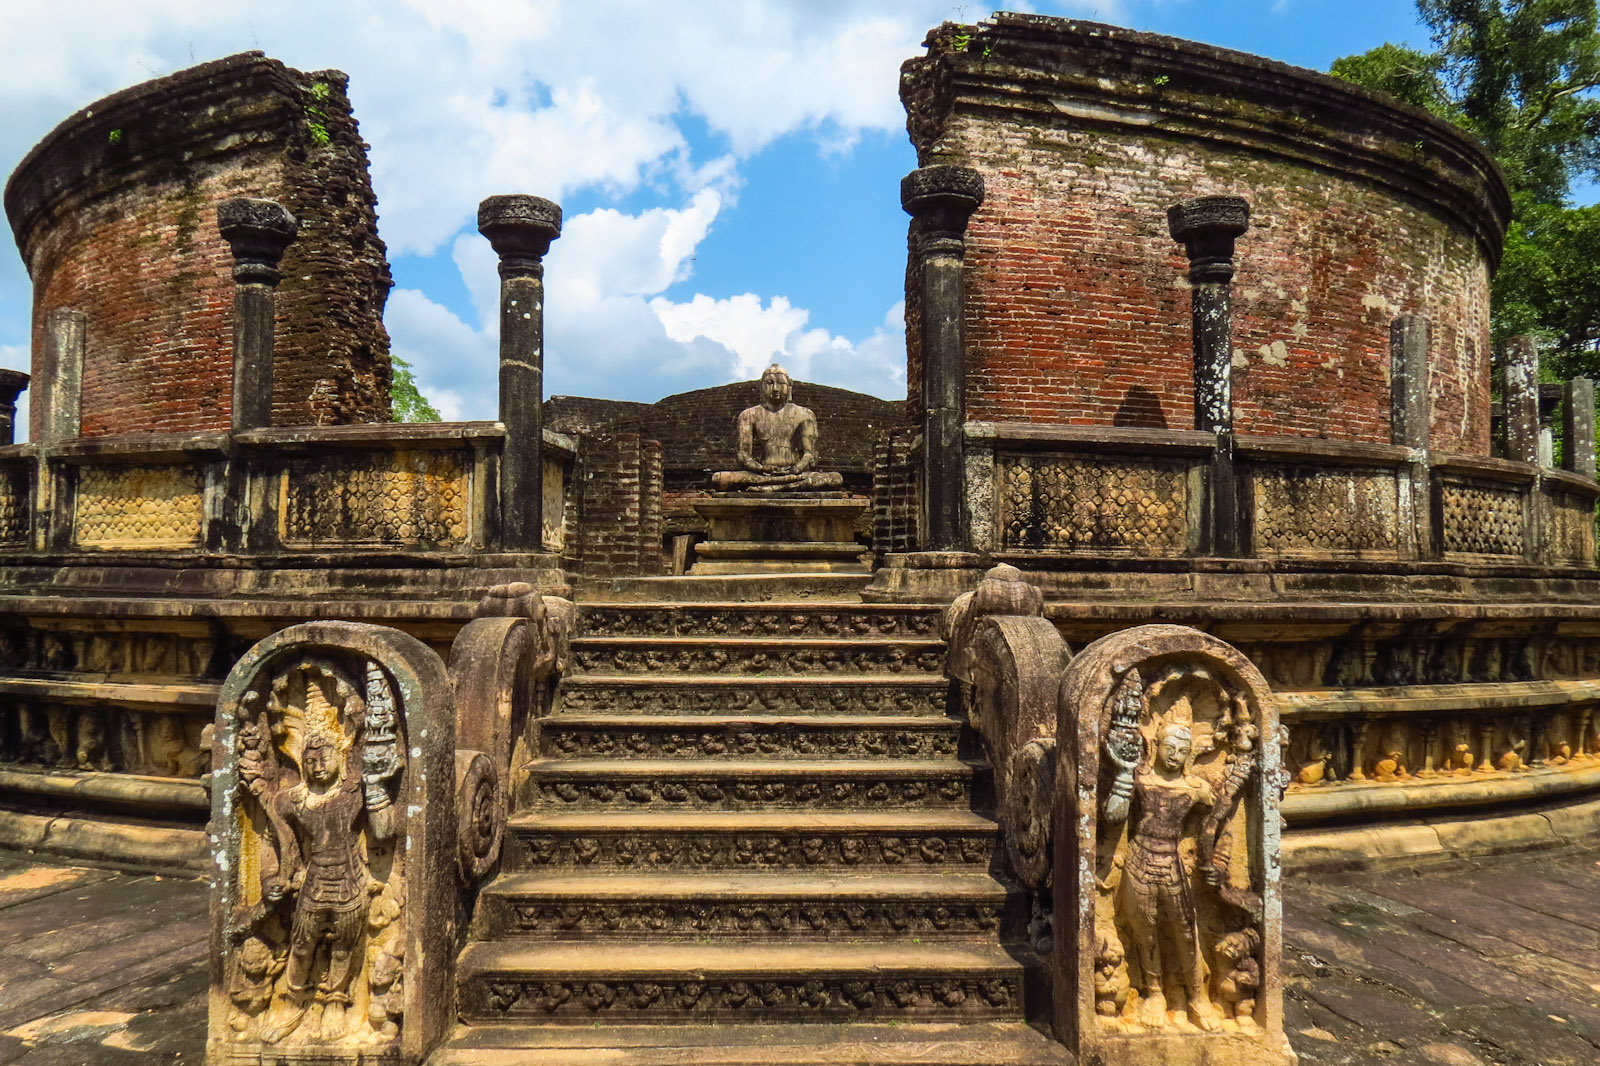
[690,494,869,574]
[2,845,1598,1064]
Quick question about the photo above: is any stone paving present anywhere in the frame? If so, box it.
[0,846,1595,1066]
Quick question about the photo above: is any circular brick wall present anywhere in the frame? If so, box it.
[901,15,1511,454]
[5,52,394,438]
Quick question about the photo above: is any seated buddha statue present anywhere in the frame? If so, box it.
[711,363,844,492]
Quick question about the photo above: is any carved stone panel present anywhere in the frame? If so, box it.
[74,463,204,548]
[1439,477,1525,557]
[282,449,470,549]
[1055,624,1292,1066]
[542,456,566,551]
[1546,489,1596,566]
[209,621,457,1065]
[0,460,28,546]
[997,453,1190,555]
[1250,464,1398,556]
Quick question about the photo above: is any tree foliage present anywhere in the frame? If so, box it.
[1333,1,1600,377]
[389,353,441,422]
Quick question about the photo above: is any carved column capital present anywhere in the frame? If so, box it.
[478,194,563,279]
[1167,195,1250,284]
[902,165,985,257]
[217,198,298,286]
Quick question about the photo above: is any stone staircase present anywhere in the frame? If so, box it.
[434,595,1069,1065]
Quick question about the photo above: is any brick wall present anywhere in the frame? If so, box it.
[901,16,1509,455]
[6,52,393,438]
[575,432,664,576]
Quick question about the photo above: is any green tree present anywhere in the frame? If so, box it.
[389,354,441,422]
[1333,1,1600,377]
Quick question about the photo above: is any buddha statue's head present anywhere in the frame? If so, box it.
[760,363,793,410]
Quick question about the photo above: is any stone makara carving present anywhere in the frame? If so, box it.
[221,656,406,1049]
[711,364,843,492]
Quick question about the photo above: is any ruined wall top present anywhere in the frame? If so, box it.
[5,52,395,437]
[899,14,1509,452]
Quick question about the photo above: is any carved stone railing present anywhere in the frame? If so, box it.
[963,422,1599,567]
[208,598,571,1064]
[0,422,577,557]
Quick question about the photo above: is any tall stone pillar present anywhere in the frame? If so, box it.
[1502,334,1541,465]
[39,309,84,441]
[1168,196,1249,556]
[217,198,298,433]
[478,194,562,553]
[902,165,984,552]
[1390,315,1431,558]
[1563,377,1595,478]
[0,369,28,445]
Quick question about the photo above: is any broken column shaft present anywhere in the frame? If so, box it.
[479,194,562,552]
[1502,335,1541,465]
[1168,195,1250,556]
[902,165,984,552]
[217,198,298,433]
[0,369,28,445]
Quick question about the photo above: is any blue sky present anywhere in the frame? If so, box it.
[0,1,1437,433]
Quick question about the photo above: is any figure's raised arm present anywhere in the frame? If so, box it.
[795,409,818,472]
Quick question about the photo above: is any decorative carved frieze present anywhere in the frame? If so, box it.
[74,463,204,548]
[571,642,944,676]
[557,681,947,717]
[998,454,1189,554]
[490,898,1004,937]
[543,725,958,760]
[509,830,995,870]
[577,607,939,640]
[282,449,470,548]
[525,771,972,809]
[463,974,1021,1020]
[1250,465,1399,555]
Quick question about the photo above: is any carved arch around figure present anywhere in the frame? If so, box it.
[209,621,458,1065]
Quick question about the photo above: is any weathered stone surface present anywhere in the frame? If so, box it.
[1055,624,1293,1065]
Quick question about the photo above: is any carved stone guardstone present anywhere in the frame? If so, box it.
[208,622,457,1065]
[1054,625,1294,1066]
[695,363,867,573]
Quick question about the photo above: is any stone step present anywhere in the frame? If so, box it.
[569,637,946,677]
[430,1020,1075,1066]
[504,810,999,870]
[538,714,962,760]
[519,759,985,811]
[556,675,949,717]
[474,870,1017,939]
[455,940,1027,1023]
[576,602,941,640]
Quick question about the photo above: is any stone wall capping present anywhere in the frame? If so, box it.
[1233,434,1413,466]
[912,15,1510,265]
[48,431,230,463]
[1430,451,1541,484]
[0,442,40,461]
[1279,678,1600,718]
[232,421,506,449]
[0,675,219,712]
[1541,466,1599,497]
[968,421,1216,454]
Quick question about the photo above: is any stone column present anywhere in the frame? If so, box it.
[217,198,298,433]
[1562,377,1595,478]
[478,194,562,553]
[39,309,84,441]
[1502,334,1540,465]
[901,165,984,552]
[0,369,28,446]
[1168,196,1250,556]
[1391,315,1431,558]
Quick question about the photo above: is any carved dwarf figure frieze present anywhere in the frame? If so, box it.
[209,621,458,1066]
[1055,624,1292,1066]
[711,364,844,492]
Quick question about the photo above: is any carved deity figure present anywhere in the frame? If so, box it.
[710,364,844,492]
[1109,722,1221,1030]
[229,660,406,1048]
